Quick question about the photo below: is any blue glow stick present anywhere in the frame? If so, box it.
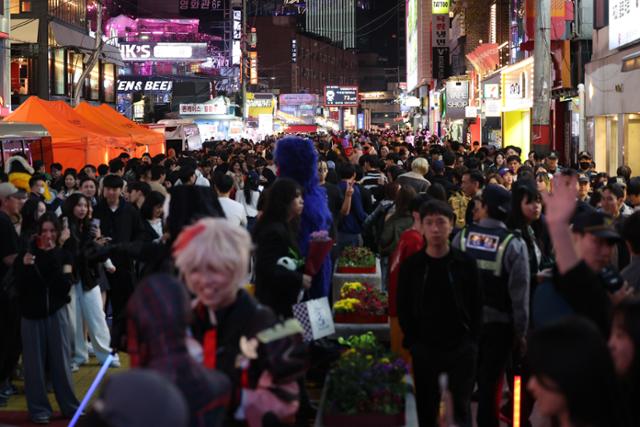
[68,353,114,427]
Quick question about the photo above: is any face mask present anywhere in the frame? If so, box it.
[579,162,591,170]
[38,187,45,194]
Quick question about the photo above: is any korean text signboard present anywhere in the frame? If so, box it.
[432,14,450,80]
[609,0,640,49]
[324,86,359,107]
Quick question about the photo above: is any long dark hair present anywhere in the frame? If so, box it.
[528,317,631,427]
[243,172,260,206]
[252,177,302,248]
[141,191,166,221]
[36,212,62,246]
[507,179,550,261]
[62,193,91,229]
[612,298,640,424]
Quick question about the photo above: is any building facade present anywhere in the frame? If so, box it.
[585,0,640,175]
[10,0,123,106]
[254,16,358,95]
[306,0,356,49]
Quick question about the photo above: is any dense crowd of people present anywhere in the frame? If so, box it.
[0,130,639,427]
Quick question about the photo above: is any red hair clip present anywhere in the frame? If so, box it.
[172,222,206,256]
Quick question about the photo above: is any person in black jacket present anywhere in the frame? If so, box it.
[173,218,277,416]
[62,193,117,370]
[16,213,79,424]
[92,174,144,350]
[252,178,311,318]
[397,200,482,427]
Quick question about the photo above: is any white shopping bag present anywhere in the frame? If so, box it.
[292,297,335,341]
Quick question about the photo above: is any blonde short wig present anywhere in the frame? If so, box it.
[173,218,253,291]
[411,157,429,175]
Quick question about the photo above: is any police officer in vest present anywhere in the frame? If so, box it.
[452,184,530,427]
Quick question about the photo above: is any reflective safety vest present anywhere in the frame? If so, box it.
[459,224,515,313]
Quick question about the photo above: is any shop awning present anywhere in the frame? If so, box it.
[10,19,39,44]
[51,21,123,65]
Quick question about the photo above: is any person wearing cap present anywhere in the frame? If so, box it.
[621,212,640,293]
[544,151,560,175]
[578,151,595,177]
[626,177,640,212]
[0,182,27,407]
[577,173,592,203]
[452,184,530,427]
[535,174,633,336]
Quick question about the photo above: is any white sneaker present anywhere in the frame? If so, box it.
[104,355,121,369]
[70,364,79,373]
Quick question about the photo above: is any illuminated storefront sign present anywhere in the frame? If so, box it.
[406,0,418,91]
[233,9,242,65]
[501,57,534,111]
[432,0,449,14]
[445,80,469,120]
[609,0,640,49]
[432,13,450,80]
[119,43,208,61]
[324,86,358,107]
[179,0,224,10]
[179,101,228,115]
[360,91,394,101]
[291,39,298,63]
[116,77,173,93]
[249,51,258,85]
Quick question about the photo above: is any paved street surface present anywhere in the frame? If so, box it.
[0,355,129,427]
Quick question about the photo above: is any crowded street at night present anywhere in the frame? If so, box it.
[0,0,640,426]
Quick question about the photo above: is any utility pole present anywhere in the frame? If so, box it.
[241,0,247,120]
[532,0,552,155]
[72,0,103,106]
[36,0,49,99]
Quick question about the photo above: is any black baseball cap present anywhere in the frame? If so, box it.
[481,184,512,214]
[547,151,559,160]
[578,173,590,183]
[578,151,593,160]
[571,210,620,241]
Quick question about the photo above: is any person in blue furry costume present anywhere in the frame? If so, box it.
[274,136,333,299]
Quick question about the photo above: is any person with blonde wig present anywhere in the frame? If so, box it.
[173,218,276,415]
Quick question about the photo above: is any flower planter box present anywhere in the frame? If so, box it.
[323,411,405,427]
[334,313,387,324]
[336,265,376,274]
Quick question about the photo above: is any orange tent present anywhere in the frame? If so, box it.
[3,97,121,169]
[86,103,165,157]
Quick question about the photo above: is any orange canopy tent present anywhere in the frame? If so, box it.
[79,103,165,157]
[48,100,137,160]
[3,97,127,170]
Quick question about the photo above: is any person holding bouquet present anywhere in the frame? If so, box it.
[252,178,312,318]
